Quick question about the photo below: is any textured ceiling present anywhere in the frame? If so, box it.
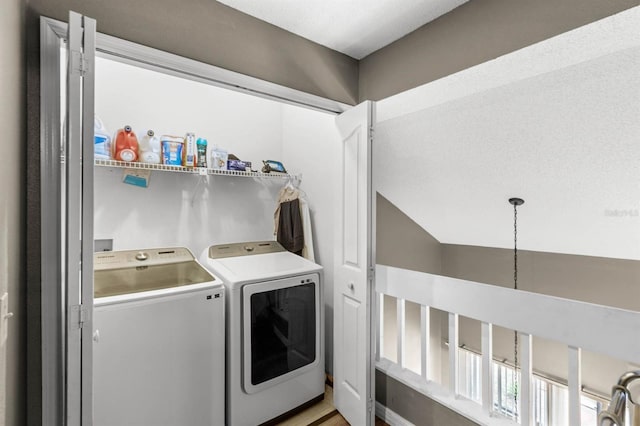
[375,9,640,260]
[216,0,469,59]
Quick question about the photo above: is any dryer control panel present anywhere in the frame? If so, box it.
[207,241,285,259]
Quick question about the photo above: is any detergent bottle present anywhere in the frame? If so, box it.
[94,116,111,160]
[112,125,139,162]
[138,130,161,164]
[196,138,208,168]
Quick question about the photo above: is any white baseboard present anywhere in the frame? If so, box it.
[375,401,414,426]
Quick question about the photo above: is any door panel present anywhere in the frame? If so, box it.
[65,11,96,425]
[80,14,96,426]
[342,295,360,391]
[334,101,375,426]
[343,132,360,266]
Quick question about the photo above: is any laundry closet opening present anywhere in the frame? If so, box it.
[86,51,343,424]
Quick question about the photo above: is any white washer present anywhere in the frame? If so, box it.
[93,247,225,426]
[201,241,324,426]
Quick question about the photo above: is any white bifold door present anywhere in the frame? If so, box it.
[61,11,96,426]
[333,101,376,426]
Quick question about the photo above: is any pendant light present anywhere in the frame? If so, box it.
[509,197,524,420]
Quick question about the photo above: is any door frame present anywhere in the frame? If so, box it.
[38,15,368,425]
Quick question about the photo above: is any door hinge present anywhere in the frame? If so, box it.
[70,50,88,76]
[368,266,376,282]
[367,397,374,412]
[70,304,91,329]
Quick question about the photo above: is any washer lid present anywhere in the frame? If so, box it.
[206,250,321,284]
[94,247,215,298]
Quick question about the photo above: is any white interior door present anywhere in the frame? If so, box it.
[65,11,96,425]
[333,101,376,425]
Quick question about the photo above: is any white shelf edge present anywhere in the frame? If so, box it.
[94,159,291,179]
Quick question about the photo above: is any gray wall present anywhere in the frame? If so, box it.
[27,0,358,105]
[0,0,25,425]
[359,0,639,101]
[377,193,442,275]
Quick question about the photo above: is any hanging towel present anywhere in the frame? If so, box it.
[277,198,304,255]
[274,186,300,235]
[299,198,315,262]
[274,183,316,261]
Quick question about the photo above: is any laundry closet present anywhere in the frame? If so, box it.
[90,55,338,426]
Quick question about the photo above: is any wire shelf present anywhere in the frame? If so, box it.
[94,159,290,179]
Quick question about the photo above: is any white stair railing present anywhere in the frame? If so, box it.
[375,264,640,426]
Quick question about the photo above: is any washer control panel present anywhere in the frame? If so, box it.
[94,247,195,270]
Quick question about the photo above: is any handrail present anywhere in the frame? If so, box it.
[376,265,640,363]
[599,371,640,426]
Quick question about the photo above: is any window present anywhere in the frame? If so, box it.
[457,347,606,425]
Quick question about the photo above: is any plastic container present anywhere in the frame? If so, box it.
[196,138,207,168]
[161,135,184,166]
[210,147,228,170]
[138,130,161,164]
[112,125,139,162]
[94,116,111,160]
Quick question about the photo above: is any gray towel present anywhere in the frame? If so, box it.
[277,198,304,256]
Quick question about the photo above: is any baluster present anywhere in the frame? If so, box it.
[421,305,430,381]
[481,322,493,414]
[449,312,459,396]
[520,333,533,426]
[568,346,582,426]
[397,298,405,368]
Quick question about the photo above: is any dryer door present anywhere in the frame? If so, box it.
[242,273,320,394]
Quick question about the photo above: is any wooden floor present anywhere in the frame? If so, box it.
[275,384,389,426]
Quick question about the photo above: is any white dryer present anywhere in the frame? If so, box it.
[93,247,225,426]
[201,241,324,426]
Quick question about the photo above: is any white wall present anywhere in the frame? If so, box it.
[281,105,340,374]
[95,57,284,168]
[94,58,340,373]
[94,57,287,255]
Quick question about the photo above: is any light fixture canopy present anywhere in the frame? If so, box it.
[509,197,525,206]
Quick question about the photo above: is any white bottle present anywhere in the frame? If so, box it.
[94,116,111,160]
[139,130,161,164]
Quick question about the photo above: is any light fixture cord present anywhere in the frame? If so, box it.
[513,202,519,418]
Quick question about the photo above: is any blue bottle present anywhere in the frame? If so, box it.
[196,138,208,168]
